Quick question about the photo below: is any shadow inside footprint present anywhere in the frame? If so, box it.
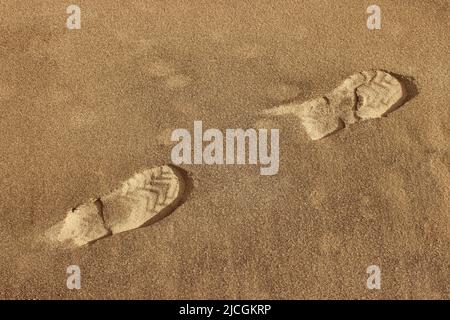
[384,71,419,114]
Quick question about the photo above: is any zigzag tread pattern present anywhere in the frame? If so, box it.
[116,166,180,214]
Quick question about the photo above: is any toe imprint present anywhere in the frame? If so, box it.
[46,165,185,248]
[263,70,407,140]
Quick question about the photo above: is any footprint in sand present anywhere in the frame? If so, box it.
[262,70,407,140]
[45,165,188,248]
[265,83,300,102]
[143,59,177,77]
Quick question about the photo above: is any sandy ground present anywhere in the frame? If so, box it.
[0,0,449,299]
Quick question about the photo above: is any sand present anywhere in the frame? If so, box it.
[0,0,449,299]
[264,70,406,140]
[45,165,185,249]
